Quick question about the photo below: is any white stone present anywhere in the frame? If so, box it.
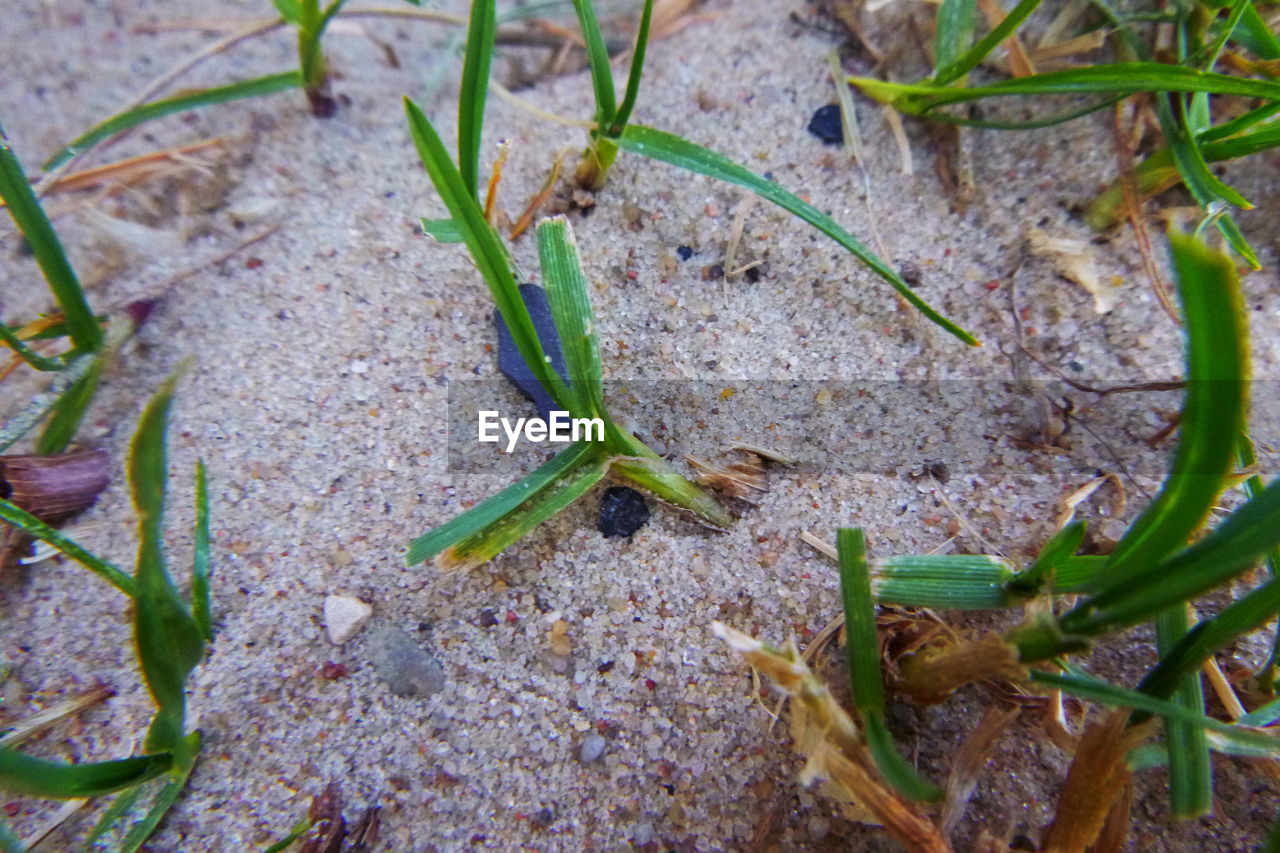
[324,595,372,645]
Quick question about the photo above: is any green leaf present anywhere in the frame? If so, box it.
[1241,696,1280,727]
[37,354,102,453]
[869,553,1015,608]
[612,0,655,134]
[838,528,942,801]
[0,323,68,371]
[934,0,977,77]
[608,447,734,530]
[1155,606,1212,817]
[537,217,606,419]
[405,97,575,411]
[130,376,204,752]
[571,0,617,127]
[1006,521,1086,597]
[614,124,980,346]
[932,0,1045,85]
[43,72,303,171]
[421,217,464,242]
[273,0,303,24]
[0,352,95,453]
[263,818,318,853]
[0,748,171,798]
[0,496,135,595]
[0,126,102,353]
[192,459,213,643]
[407,441,600,566]
[116,732,201,853]
[458,0,496,200]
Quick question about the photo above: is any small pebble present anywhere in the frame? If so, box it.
[323,595,372,645]
[368,625,446,698]
[580,734,607,763]
[495,284,567,421]
[807,103,843,145]
[676,245,694,261]
[597,486,650,539]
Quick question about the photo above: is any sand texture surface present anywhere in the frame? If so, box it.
[2,0,1279,849]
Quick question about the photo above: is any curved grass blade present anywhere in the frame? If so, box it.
[571,0,617,126]
[838,529,942,801]
[130,376,204,752]
[608,450,734,530]
[612,0,655,134]
[854,64,1280,118]
[1031,670,1280,754]
[537,217,604,419]
[0,749,171,798]
[1232,1,1280,59]
[0,127,102,353]
[0,352,95,453]
[0,496,134,595]
[192,459,213,643]
[406,440,598,566]
[37,354,102,453]
[115,732,201,853]
[0,324,67,372]
[1006,521,1086,597]
[43,72,303,172]
[1154,605,1212,817]
[934,0,977,77]
[615,124,980,346]
[932,0,1044,85]
[85,731,201,852]
[405,98,575,412]
[1098,233,1247,583]
[458,0,496,200]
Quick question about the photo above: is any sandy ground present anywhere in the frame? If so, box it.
[2,0,1280,849]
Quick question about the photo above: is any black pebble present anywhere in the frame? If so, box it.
[807,104,843,145]
[494,283,568,421]
[676,245,694,261]
[597,486,650,539]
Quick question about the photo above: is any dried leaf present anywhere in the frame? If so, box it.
[893,632,1026,703]
[1028,228,1117,313]
[0,450,109,525]
[941,705,1021,834]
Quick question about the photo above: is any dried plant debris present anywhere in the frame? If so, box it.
[1026,228,1117,314]
[712,622,952,852]
[685,451,768,505]
[1,449,109,570]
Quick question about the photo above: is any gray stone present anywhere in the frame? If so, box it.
[367,625,446,698]
[579,734,606,763]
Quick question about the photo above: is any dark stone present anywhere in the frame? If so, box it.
[597,486,650,539]
[676,245,694,261]
[494,283,568,421]
[807,104,843,145]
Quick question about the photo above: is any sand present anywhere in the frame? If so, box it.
[2,0,1279,849]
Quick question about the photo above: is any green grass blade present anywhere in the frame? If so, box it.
[1099,233,1247,583]
[1060,477,1280,637]
[571,0,617,126]
[1155,606,1212,817]
[0,749,171,798]
[607,442,734,529]
[615,124,979,346]
[116,732,201,853]
[838,529,942,801]
[932,0,1044,86]
[1006,521,1086,596]
[84,731,201,852]
[0,496,135,595]
[406,441,598,566]
[130,376,204,752]
[0,324,67,371]
[43,72,303,172]
[536,217,605,418]
[436,450,610,570]
[1031,670,1280,754]
[1,352,94,453]
[870,553,1015,608]
[273,0,302,23]
[1239,434,1280,692]
[263,818,318,853]
[1233,1,1280,59]
[192,459,213,643]
[85,784,147,847]
[855,64,1280,117]
[458,0,496,200]
[405,98,575,411]
[612,0,655,134]
[421,217,464,242]
[0,127,102,353]
[0,819,22,853]
[1241,696,1280,727]
[934,0,977,76]
[37,354,102,453]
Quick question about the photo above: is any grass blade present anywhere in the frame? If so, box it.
[612,0,655,134]
[405,97,575,411]
[192,459,213,643]
[1006,521,1086,596]
[934,0,977,76]
[932,0,1044,86]
[406,441,598,566]
[458,0,496,200]
[0,324,67,372]
[615,124,979,346]
[116,732,201,853]
[0,352,95,453]
[536,217,605,419]
[1154,606,1212,817]
[570,0,617,126]
[0,749,170,798]
[1096,233,1247,583]
[37,355,102,453]
[608,448,734,530]
[0,497,134,595]
[838,529,942,801]
[43,72,303,172]
[130,377,204,752]
[0,127,102,353]
[420,217,464,242]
